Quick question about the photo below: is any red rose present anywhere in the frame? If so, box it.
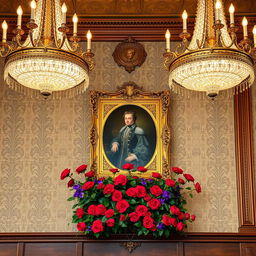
[143,216,154,229]
[97,183,105,189]
[170,205,181,215]
[87,205,97,215]
[170,218,177,227]
[145,211,152,217]
[195,182,201,193]
[116,200,130,213]
[120,215,126,221]
[129,212,140,222]
[183,173,195,182]
[114,175,128,186]
[132,176,139,179]
[82,181,94,190]
[178,212,185,220]
[92,219,104,233]
[96,204,106,215]
[144,194,151,201]
[150,185,163,197]
[185,213,190,220]
[105,209,115,218]
[76,208,85,218]
[85,170,95,177]
[136,185,147,198]
[106,218,115,227]
[77,222,86,231]
[162,215,172,226]
[110,168,119,174]
[172,167,184,174]
[60,168,70,180]
[178,178,185,184]
[191,215,196,221]
[122,163,134,170]
[152,172,162,179]
[112,190,123,201]
[103,184,115,194]
[149,225,157,231]
[135,205,148,216]
[67,179,74,187]
[126,187,137,197]
[137,166,147,172]
[177,222,184,231]
[98,177,105,181]
[166,179,175,187]
[147,199,161,210]
[76,164,87,174]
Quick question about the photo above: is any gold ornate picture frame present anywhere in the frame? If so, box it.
[90,82,171,178]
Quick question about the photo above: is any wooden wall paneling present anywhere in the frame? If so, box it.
[184,243,240,256]
[17,243,24,256]
[234,89,256,232]
[0,243,17,256]
[240,243,256,256]
[24,243,76,256]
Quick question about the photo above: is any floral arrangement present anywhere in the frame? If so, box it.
[60,163,201,238]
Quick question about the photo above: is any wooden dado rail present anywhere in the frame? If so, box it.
[0,232,256,256]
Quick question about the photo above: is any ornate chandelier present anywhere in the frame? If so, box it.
[0,0,94,98]
[164,0,256,97]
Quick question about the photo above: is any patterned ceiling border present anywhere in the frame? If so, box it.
[0,16,255,41]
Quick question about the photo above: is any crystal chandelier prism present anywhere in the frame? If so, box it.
[164,0,256,97]
[0,0,94,98]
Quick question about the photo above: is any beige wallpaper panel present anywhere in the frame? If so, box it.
[0,42,238,232]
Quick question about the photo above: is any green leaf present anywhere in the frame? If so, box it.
[164,229,170,238]
[186,187,192,190]
[138,230,143,236]
[130,199,137,205]
[94,233,100,238]
[130,181,136,187]
[72,204,78,209]
[189,193,193,198]
[67,197,75,201]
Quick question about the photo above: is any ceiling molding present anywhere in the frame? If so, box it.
[0,15,255,41]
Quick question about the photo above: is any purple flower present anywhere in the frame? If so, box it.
[157,223,165,230]
[73,184,81,190]
[162,190,170,199]
[147,179,154,183]
[74,191,84,198]
[160,199,165,205]
[94,179,103,184]
[140,178,147,186]
[86,226,92,231]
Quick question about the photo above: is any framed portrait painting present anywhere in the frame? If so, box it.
[90,82,171,178]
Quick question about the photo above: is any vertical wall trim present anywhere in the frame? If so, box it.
[16,242,24,256]
[234,89,256,232]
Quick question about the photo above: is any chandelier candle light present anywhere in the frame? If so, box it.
[164,0,256,97]
[0,0,94,98]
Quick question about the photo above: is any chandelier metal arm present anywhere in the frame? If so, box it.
[0,43,12,57]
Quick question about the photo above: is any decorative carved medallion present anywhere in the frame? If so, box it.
[113,37,147,73]
[120,241,141,253]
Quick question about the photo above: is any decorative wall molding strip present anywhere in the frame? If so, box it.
[234,89,256,232]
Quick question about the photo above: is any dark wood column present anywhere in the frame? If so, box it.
[234,88,256,232]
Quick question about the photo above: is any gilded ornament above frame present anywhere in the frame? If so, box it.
[90,82,171,178]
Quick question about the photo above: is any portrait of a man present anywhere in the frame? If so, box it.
[103,105,156,170]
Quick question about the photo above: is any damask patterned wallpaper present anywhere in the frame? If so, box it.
[0,42,238,232]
